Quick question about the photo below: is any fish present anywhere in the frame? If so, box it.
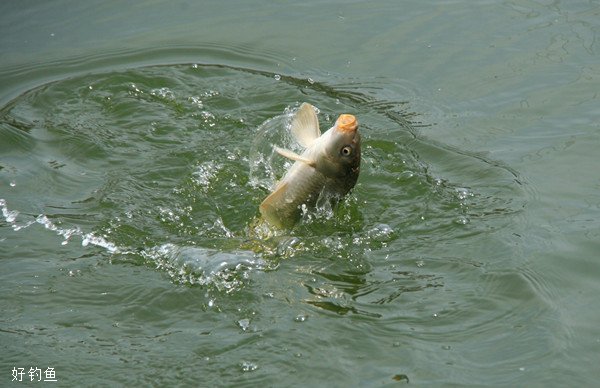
[259,103,361,228]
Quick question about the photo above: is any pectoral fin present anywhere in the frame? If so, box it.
[291,103,321,148]
[274,146,316,168]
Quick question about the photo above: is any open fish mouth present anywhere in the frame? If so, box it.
[336,114,357,133]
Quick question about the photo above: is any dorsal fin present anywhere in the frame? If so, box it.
[290,103,320,148]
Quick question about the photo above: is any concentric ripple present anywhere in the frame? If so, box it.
[1,62,556,386]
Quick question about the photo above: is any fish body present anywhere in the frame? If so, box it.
[259,103,361,228]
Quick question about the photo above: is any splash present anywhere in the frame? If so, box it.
[144,244,266,291]
[1,198,265,293]
[1,199,119,252]
[248,107,297,191]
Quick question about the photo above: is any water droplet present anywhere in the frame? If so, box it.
[9,181,16,187]
[442,345,452,350]
[307,77,315,84]
[294,314,308,322]
[274,74,281,80]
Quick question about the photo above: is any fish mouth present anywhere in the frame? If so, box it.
[336,114,357,133]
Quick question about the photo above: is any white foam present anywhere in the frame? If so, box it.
[2,199,119,254]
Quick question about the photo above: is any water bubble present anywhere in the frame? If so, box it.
[294,313,308,322]
[240,361,258,372]
[398,171,414,180]
[192,161,221,191]
[367,223,394,242]
[9,181,16,187]
[237,318,251,331]
[277,237,302,257]
[129,83,142,95]
[200,110,216,126]
[201,89,219,98]
[455,187,472,200]
[188,96,204,108]
[3,207,19,223]
[454,216,470,225]
[150,87,175,100]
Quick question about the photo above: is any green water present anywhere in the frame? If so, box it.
[2,1,599,386]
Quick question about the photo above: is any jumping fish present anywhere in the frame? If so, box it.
[259,103,361,228]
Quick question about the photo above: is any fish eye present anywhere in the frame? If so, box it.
[341,145,353,156]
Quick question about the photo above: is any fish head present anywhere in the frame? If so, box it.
[319,113,361,194]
